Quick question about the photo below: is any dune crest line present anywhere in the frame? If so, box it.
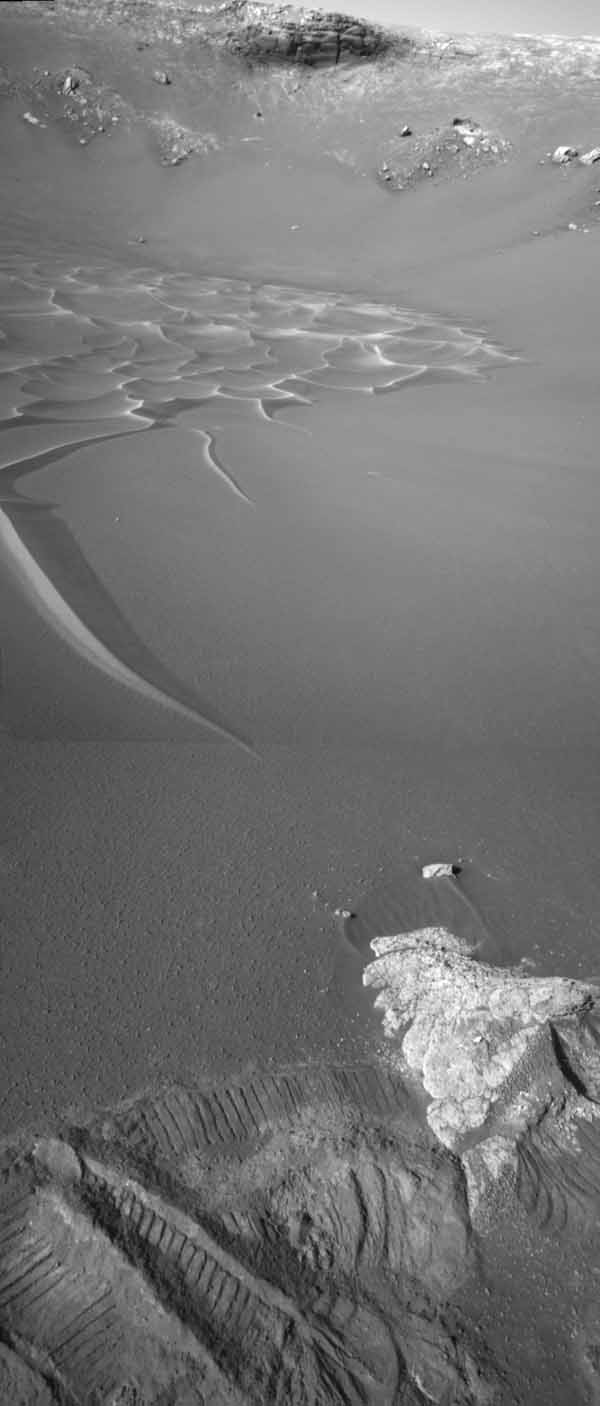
[0,252,517,738]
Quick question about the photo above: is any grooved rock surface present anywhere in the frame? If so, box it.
[222,5,397,65]
[0,1064,494,1404]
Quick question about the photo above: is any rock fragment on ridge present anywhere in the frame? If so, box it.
[552,144,579,162]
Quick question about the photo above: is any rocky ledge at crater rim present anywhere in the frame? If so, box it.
[364,927,600,1216]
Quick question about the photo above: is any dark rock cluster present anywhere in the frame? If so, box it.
[224,7,396,66]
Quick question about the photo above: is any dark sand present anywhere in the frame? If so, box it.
[1,4,600,1400]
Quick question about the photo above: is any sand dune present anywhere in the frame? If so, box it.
[2,1,600,1401]
[0,252,514,739]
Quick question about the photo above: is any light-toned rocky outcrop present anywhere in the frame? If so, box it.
[364,926,600,1222]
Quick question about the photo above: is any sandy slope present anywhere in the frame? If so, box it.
[1,3,600,1400]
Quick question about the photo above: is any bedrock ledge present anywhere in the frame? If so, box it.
[364,926,600,1221]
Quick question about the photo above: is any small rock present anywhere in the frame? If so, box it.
[421,161,430,170]
[153,69,171,85]
[568,221,578,230]
[34,1138,81,1184]
[579,147,600,166]
[254,110,263,119]
[453,119,482,137]
[400,124,412,137]
[334,908,355,920]
[552,145,578,164]
[422,863,461,879]
[62,74,78,96]
[22,111,40,125]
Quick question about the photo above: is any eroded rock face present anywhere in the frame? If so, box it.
[1,975,600,1401]
[0,1065,494,1405]
[364,928,592,1147]
[364,927,600,1224]
[224,5,396,66]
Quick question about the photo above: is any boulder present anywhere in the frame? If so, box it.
[422,862,459,878]
[552,145,578,163]
[580,147,600,165]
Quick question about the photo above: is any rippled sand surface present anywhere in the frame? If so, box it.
[0,251,515,742]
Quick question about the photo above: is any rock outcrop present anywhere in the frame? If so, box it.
[0,1065,494,1405]
[552,145,579,163]
[364,927,600,1223]
[378,119,510,191]
[223,6,397,65]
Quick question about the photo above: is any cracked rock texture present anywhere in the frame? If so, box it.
[364,928,600,1224]
[223,6,397,66]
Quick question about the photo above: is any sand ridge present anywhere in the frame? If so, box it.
[0,251,515,742]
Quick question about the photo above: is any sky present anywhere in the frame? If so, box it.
[341,0,600,35]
